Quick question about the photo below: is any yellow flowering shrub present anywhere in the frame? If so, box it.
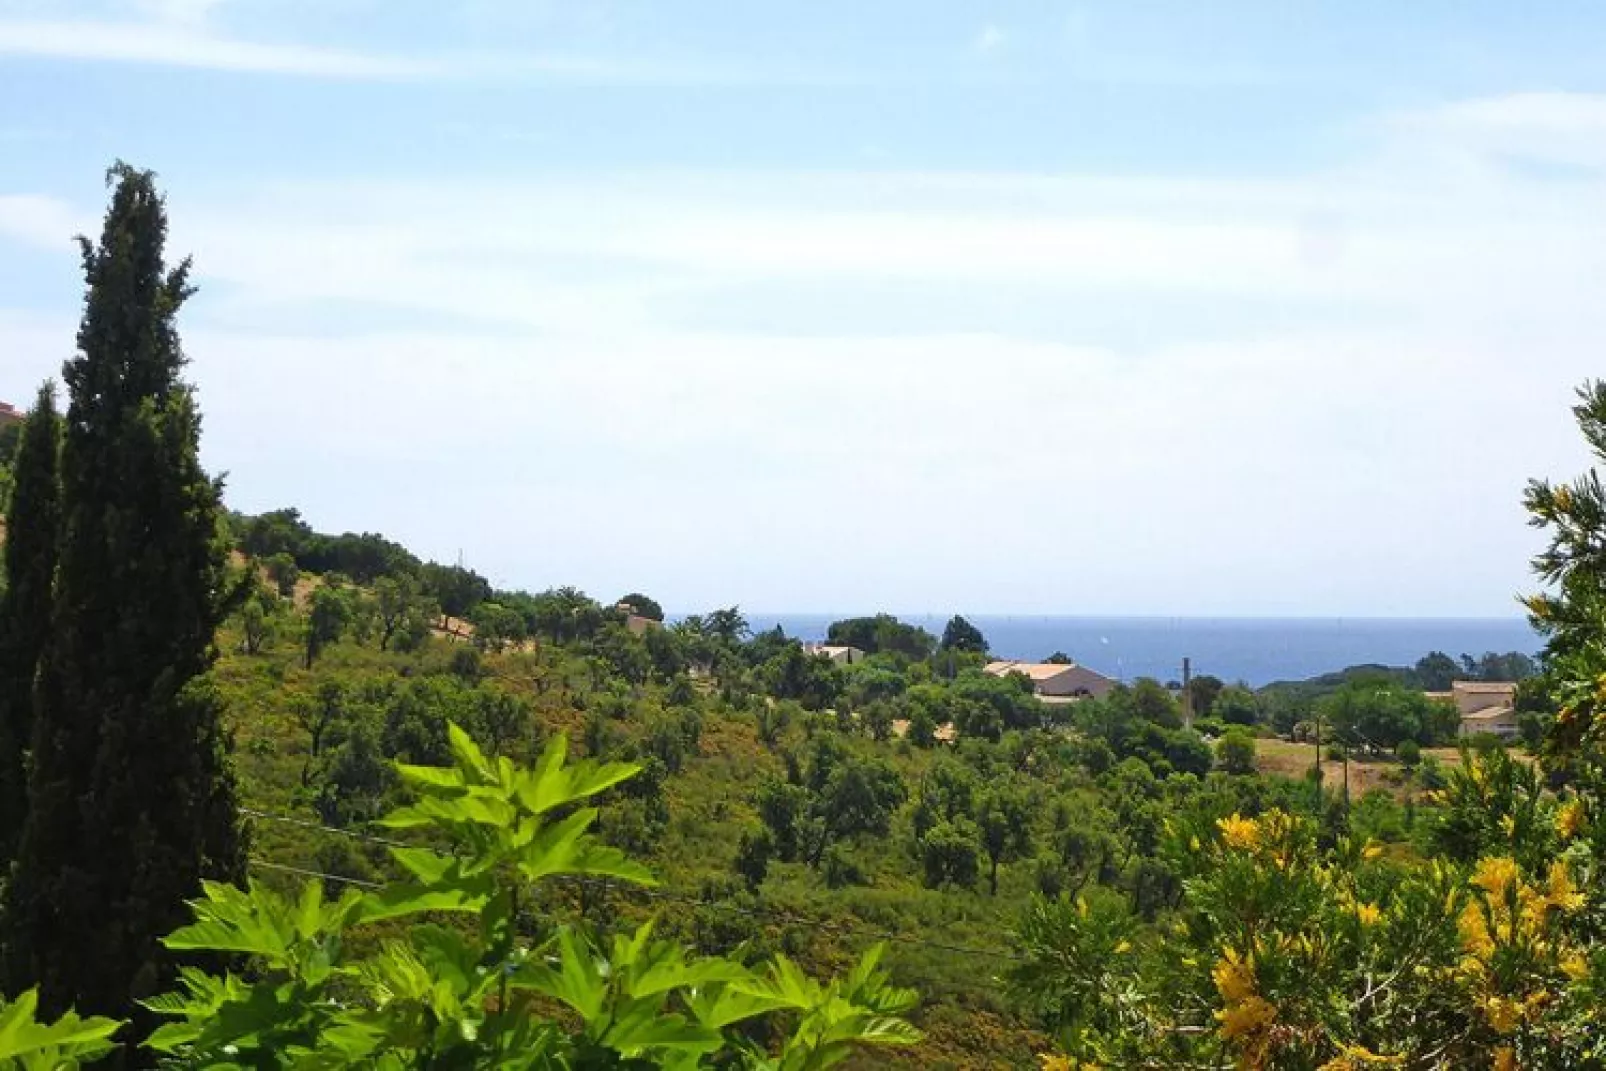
[1021,797,1606,1069]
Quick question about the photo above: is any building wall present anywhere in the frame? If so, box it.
[1459,712,1520,740]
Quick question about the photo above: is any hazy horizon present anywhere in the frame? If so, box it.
[3,2,1603,615]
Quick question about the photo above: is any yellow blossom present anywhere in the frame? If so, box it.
[1493,1046,1515,1071]
[1362,842,1383,861]
[1459,902,1494,959]
[1545,861,1584,912]
[1499,814,1517,838]
[1556,799,1586,840]
[1561,952,1589,981]
[1213,948,1256,1004]
[1038,1056,1076,1071]
[1353,902,1381,927]
[1218,813,1259,851]
[1318,1042,1405,1069]
[1217,993,1276,1041]
[1472,857,1519,899]
[1114,939,1131,954]
[1482,995,1523,1034]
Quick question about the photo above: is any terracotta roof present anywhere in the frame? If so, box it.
[985,660,1080,683]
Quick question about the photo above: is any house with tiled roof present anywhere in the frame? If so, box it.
[985,659,1115,701]
[1452,681,1520,740]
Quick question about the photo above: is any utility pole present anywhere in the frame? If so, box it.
[1312,708,1325,816]
[1180,656,1194,728]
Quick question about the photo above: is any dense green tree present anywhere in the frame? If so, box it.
[910,758,979,840]
[1215,729,1257,775]
[1132,678,1183,728]
[1461,650,1538,682]
[263,551,300,598]
[2,164,245,1022]
[702,605,749,646]
[921,817,981,889]
[827,614,936,660]
[907,707,938,748]
[304,585,351,669]
[1213,684,1260,726]
[237,592,274,655]
[1184,674,1224,719]
[733,825,773,891]
[1414,651,1461,691]
[1322,681,1458,751]
[372,574,436,652]
[0,384,61,865]
[235,507,313,560]
[1044,651,1075,665]
[616,591,664,621]
[761,643,841,710]
[940,614,988,654]
[469,600,527,654]
[977,785,1033,894]
[419,561,490,619]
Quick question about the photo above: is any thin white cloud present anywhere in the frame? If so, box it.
[0,195,90,251]
[0,14,855,84]
[3,90,1602,613]
[0,18,435,77]
[973,23,1005,53]
[133,0,225,26]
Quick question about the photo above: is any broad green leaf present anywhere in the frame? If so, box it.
[358,880,491,924]
[602,1004,722,1056]
[389,846,455,885]
[448,721,494,782]
[395,762,465,790]
[509,928,605,1021]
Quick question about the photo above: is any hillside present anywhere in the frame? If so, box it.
[210,509,1547,1068]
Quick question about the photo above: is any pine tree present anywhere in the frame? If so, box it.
[0,383,62,865]
[2,164,245,1020]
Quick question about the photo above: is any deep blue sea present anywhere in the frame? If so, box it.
[740,615,1541,688]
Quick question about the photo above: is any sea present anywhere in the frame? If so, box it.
[741,615,1541,689]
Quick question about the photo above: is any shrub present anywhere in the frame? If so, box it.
[1215,730,1257,775]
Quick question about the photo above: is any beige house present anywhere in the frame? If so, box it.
[803,643,866,666]
[0,402,21,429]
[623,614,661,637]
[1450,681,1521,740]
[985,659,1115,701]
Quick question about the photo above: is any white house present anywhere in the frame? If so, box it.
[803,643,866,666]
[1451,681,1521,740]
[984,660,1115,701]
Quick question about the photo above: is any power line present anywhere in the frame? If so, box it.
[243,806,1026,964]
[242,807,409,849]
[249,857,383,890]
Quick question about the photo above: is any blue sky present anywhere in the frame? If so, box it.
[3,1,1605,616]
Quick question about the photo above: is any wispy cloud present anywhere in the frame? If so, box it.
[973,23,1006,54]
[0,18,435,77]
[0,14,856,85]
[0,195,90,251]
[2,91,1597,612]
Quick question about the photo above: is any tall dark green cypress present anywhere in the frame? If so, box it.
[0,383,62,864]
[2,164,245,1019]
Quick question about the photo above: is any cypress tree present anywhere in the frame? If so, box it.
[2,164,245,1020]
[0,383,62,864]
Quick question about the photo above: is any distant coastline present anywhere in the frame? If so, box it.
[729,614,1539,688]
